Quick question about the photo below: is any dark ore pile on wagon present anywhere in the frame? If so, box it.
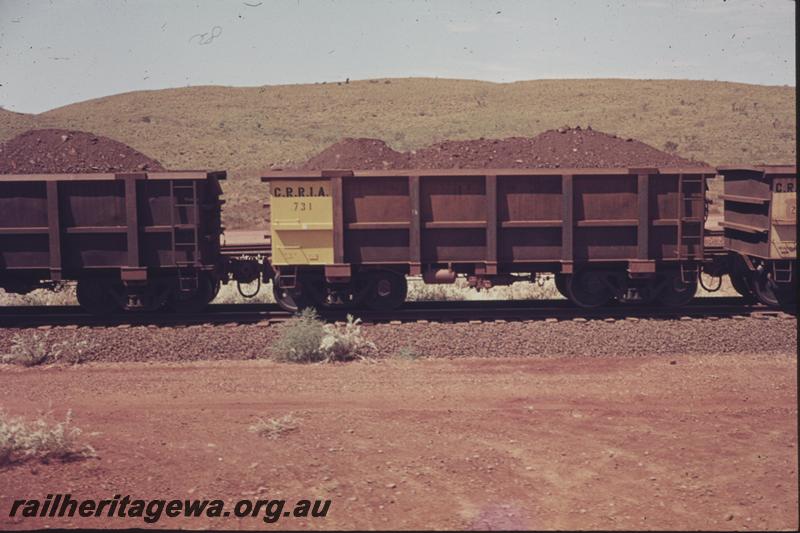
[298,127,707,170]
[301,137,410,170]
[0,128,165,174]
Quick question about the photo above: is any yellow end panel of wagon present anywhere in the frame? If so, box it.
[270,180,333,265]
[770,190,796,259]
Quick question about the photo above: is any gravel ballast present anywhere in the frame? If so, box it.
[0,316,795,364]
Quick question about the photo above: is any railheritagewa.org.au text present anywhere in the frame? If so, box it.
[8,494,331,524]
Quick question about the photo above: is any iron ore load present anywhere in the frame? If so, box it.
[0,131,796,314]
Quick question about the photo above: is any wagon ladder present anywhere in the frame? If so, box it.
[676,173,704,261]
[170,180,201,292]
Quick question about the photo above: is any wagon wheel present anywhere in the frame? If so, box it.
[168,273,214,314]
[750,270,796,309]
[272,281,312,313]
[76,278,122,315]
[729,273,755,302]
[302,273,354,310]
[360,270,407,311]
[563,270,613,308]
[210,276,222,301]
[655,271,697,307]
[554,273,570,299]
[728,256,756,302]
[138,278,173,311]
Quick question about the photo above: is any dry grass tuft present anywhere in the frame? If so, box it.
[393,346,422,360]
[248,414,301,440]
[1,332,98,366]
[319,315,376,362]
[2,332,62,366]
[0,409,96,466]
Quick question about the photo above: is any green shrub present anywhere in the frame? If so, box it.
[320,315,376,362]
[1,332,97,366]
[271,308,327,363]
[0,410,96,466]
[271,309,376,363]
[2,333,61,366]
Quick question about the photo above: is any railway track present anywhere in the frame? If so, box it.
[0,297,792,328]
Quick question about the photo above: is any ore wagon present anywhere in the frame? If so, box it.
[0,170,226,313]
[262,166,718,310]
[717,165,797,307]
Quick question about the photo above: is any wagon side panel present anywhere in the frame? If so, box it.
[572,172,639,261]
[137,175,224,269]
[720,169,773,259]
[497,174,563,262]
[268,176,335,266]
[59,178,129,269]
[342,176,411,264]
[418,175,487,263]
[0,180,51,271]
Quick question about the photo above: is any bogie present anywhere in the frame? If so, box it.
[750,269,796,309]
[167,273,216,314]
[360,270,408,311]
[562,270,615,308]
[654,271,698,307]
[76,278,123,316]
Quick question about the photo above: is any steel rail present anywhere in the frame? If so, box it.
[0,297,792,328]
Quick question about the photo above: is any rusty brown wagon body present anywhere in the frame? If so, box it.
[716,165,797,307]
[262,166,718,310]
[0,170,226,312]
[1,162,793,315]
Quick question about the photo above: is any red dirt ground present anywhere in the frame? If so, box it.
[298,127,706,170]
[0,129,165,174]
[0,353,796,530]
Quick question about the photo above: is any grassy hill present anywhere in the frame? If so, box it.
[1,78,795,229]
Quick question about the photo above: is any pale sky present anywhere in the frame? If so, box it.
[0,0,795,114]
